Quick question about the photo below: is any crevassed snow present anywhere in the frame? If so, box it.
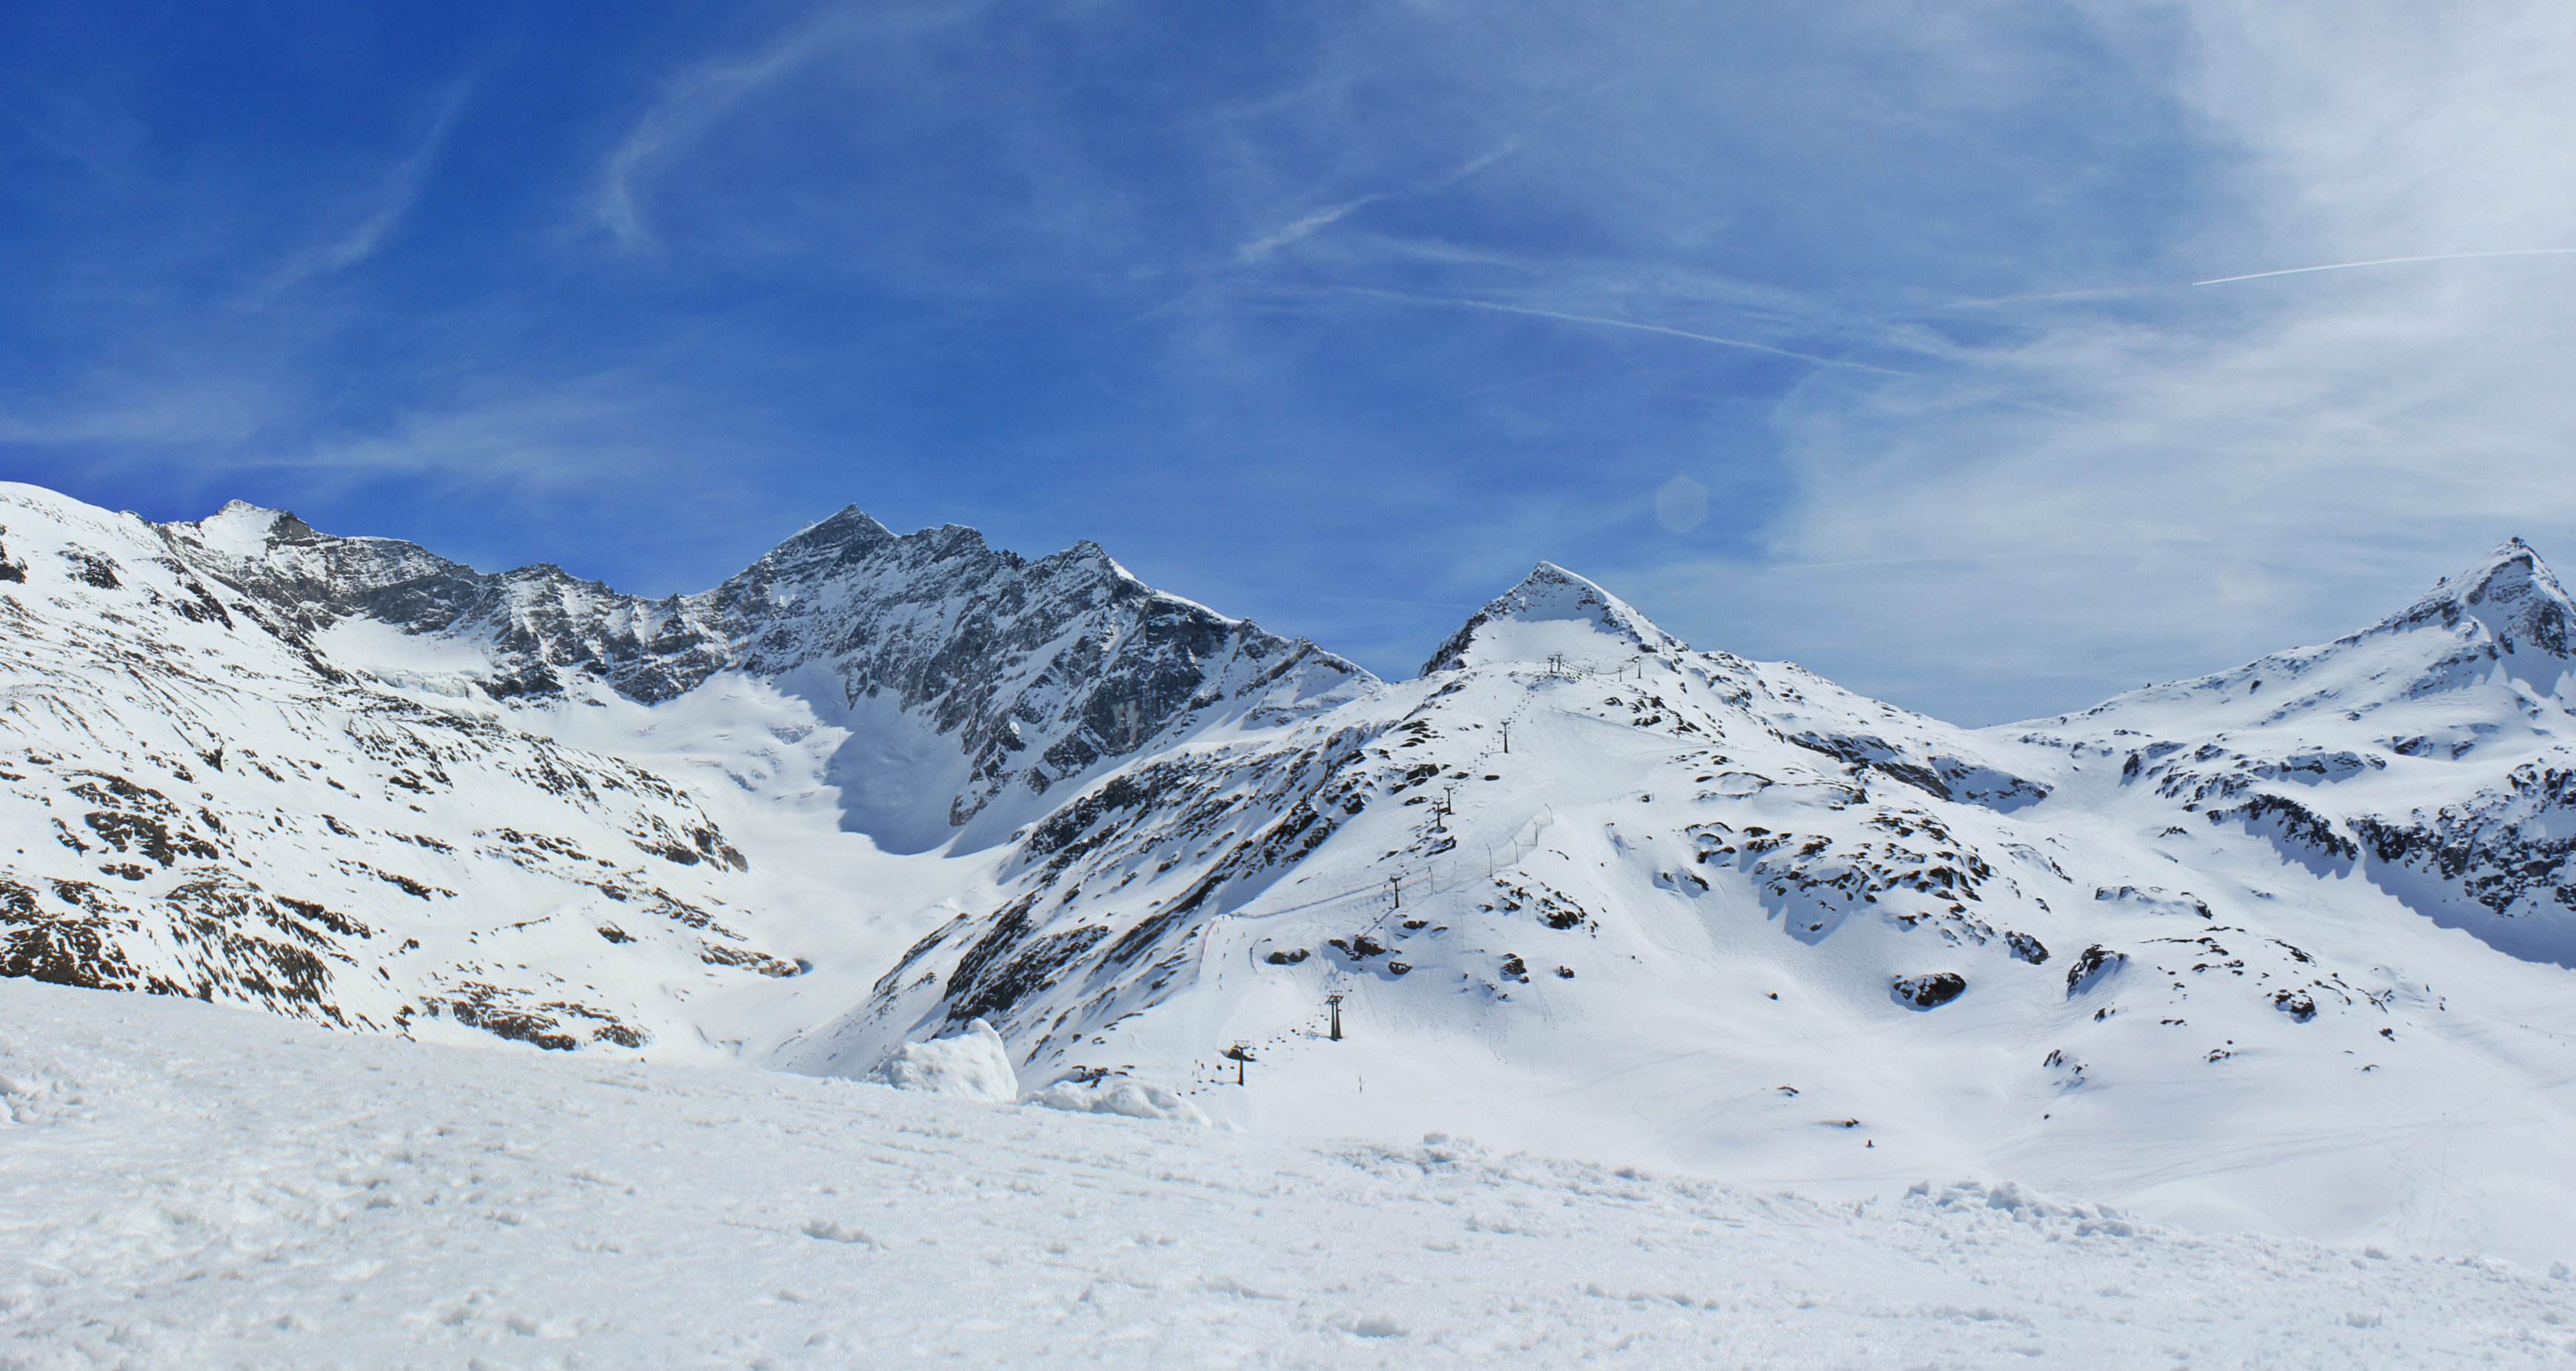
[4,978,2573,1371]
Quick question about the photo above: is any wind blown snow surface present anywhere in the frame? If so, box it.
[5,978,2573,1370]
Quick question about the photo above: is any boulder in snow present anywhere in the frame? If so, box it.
[1891,973,1967,1009]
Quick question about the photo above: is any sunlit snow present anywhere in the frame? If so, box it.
[7,978,2574,1370]
[10,480,2576,1365]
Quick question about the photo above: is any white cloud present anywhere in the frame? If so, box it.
[1605,0,2576,723]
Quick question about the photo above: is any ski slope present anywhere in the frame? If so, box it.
[4,976,2572,1370]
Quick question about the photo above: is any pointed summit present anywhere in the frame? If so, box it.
[1421,561,1687,675]
[2381,538,2575,659]
[777,506,899,555]
[184,500,325,555]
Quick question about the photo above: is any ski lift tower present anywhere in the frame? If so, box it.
[1325,993,1345,1041]
[1223,1041,1256,1085]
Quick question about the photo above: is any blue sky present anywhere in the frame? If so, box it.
[8,1,2576,723]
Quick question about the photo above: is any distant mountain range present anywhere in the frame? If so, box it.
[7,480,2576,1262]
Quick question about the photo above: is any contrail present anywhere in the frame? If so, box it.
[1752,550,2130,574]
[2195,248,2576,286]
[1922,284,2161,310]
[1237,196,1384,262]
[1337,286,1911,376]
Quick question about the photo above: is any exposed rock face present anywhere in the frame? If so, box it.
[701,510,1371,840]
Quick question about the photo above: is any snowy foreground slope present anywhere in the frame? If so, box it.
[13,478,2576,1284]
[7,976,2574,1371]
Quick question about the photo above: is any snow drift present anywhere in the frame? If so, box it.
[866,1018,1018,1101]
[1022,1073,1211,1124]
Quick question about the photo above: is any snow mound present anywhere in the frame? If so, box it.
[866,1018,1017,1101]
[1909,1179,2141,1237]
[1021,1074,1209,1124]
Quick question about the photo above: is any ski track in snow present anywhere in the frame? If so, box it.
[4,979,2574,1371]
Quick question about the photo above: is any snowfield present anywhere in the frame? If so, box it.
[4,978,2573,1370]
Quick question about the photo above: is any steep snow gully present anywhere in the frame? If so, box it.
[7,480,2576,1364]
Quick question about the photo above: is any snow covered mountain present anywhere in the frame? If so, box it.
[0,488,793,1055]
[762,536,2576,1267]
[2005,538,2576,967]
[167,498,1372,851]
[0,483,1359,1059]
[8,479,2576,1266]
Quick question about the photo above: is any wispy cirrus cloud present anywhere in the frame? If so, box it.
[14,0,2576,723]
[251,76,479,304]
[589,4,998,250]
[591,30,832,248]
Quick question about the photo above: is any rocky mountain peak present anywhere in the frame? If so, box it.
[784,506,900,552]
[189,500,327,553]
[2383,537,2575,658]
[1421,561,1687,675]
[151,494,1385,853]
